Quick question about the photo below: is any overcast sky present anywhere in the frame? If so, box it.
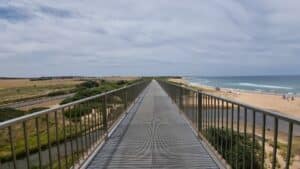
[0,0,299,77]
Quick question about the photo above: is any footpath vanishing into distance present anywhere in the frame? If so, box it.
[87,80,220,169]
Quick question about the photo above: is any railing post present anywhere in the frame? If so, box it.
[198,91,203,133]
[180,87,183,110]
[102,95,108,139]
[8,126,17,169]
[272,118,279,169]
[286,122,293,169]
[125,89,128,110]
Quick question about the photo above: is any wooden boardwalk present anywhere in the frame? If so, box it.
[87,81,220,169]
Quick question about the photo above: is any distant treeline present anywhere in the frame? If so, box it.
[0,77,28,80]
[0,76,85,80]
[29,76,86,81]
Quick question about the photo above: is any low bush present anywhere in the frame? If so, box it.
[0,108,26,122]
[47,90,68,97]
[60,80,130,105]
[0,107,49,122]
[206,128,263,169]
[77,80,99,89]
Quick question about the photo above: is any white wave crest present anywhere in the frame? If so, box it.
[238,83,292,90]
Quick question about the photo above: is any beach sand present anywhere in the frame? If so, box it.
[169,78,300,168]
[168,78,300,118]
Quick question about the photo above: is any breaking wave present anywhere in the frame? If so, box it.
[238,83,292,90]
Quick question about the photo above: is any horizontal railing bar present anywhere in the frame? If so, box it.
[0,81,144,129]
[167,81,300,125]
[201,92,300,125]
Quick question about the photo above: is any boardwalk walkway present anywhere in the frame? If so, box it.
[87,81,220,169]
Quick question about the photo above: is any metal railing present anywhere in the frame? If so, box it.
[158,80,300,169]
[0,80,149,169]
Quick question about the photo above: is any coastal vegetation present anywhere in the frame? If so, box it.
[0,78,83,105]
[0,107,49,122]
[0,79,138,122]
[60,79,137,104]
[162,78,300,168]
[0,78,138,165]
[206,128,262,169]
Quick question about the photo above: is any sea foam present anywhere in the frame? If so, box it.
[238,83,292,90]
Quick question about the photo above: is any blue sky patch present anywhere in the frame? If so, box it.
[0,6,31,21]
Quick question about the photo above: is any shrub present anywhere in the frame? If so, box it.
[77,80,99,89]
[206,128,263,169]
[60,80,127,105]
[27,107,48,113]
[63,101,101,120]
[47,90,68,97]
[116,80,127,85]
[0,107,49,122]
[0,108,26,122]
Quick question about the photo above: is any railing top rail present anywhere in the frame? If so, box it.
[0,80,144,129]
[160,79,300,125]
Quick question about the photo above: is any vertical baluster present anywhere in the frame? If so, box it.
[226,101,229,159]
[272,118,278,169]
[54,111,62,169]
[211,96,213,141]
[8,126,17,169]
[180,88,183,110]
[251,111,256,169]
[94,101,99,144]
[217,99,220,152]
[198,92,203,133]
[236,105,240,169]
[74,106,80,161]
[243,108,247,169]
[261,114,266,169]
[231,103,234,166]
[102,95,108,137]
[109,94,112,128]
[91,103,96,147]
[221,100,224,156]
[209,96,212,140]
[96,98,101,142]
[183,89,188,114]
[46,114,53,169]
[285,122,293,169]
[192,91,195,124]
[79,104,84,159]
[214,97,217,147]
[72,105,79,163]
[87,101,92,149]
[62,108,68,168]
[83,103,88,157]
[185,89,187,113]
[99,94,104,139]
[125,89,128,110]
[68,107,75,168]
[35,118,42,169]
[178,87,180,106]
[196,92,198,128]
[195,92,197,127]
[23,122,30,169]
[205,95,207,134]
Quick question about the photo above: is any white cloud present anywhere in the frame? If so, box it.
[0,0,299,76]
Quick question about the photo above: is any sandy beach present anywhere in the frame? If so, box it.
[169,78,300,168]
[169,78,300,118]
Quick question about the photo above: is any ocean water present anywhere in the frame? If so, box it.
[184,75,300,95]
